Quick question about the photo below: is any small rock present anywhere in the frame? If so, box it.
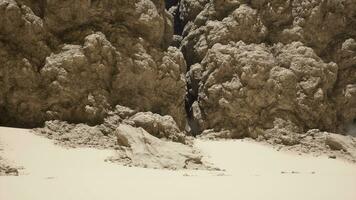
[325,136,347,151]
[183,173,190,177]
[280,135,299,146]
[6,168,19,176]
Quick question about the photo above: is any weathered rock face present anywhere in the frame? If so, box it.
[42,0,172,48]
[0,0,186,128]
[182,4,268,65]
[330,39,356,130]
[179,0,208,25]
[192,41,337,138]
[1,0,355,140]
[128,111,187,143]
[181,0,356,136]
[181,0,356,64]
[112,124,207,169]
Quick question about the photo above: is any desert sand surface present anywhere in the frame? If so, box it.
[1,126,356,200]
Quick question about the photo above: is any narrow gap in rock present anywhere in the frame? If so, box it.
[173,8,184,35]
[165,0,179,10]
[165,0,200,136]
[185,92,200,137]
[38,0,47,18]
[347,118,356,137]
[166,0,184,36]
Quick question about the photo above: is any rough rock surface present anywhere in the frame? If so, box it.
[0,0,186,129]
[1,0,356,167]
[35,106,188,148]
[181,0,356,137]
[180,0,356,63]
[190,41,338,138]
[110,124,209,169]
[128,111,187,143]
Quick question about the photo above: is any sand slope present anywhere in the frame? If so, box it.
[0,127,356,200]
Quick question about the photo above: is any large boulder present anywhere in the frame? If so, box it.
[181,1,356,136]
[128,111,186,143]
[114,124,205,169]
[0,0,186,129]
[190,41,338,137]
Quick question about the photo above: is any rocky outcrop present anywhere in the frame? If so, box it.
[0,0,186,129]
[181,4,267,65]
[112,124,207,169]
[35,105,188,147]
[128,112,187,143]
[180,0,356,63]
[34,108,211,170]
[1,0,355,148]
[330,39,356,132]
[190,41,337,138]
[181,0,356,136]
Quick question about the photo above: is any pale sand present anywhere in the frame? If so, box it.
[0,126,356,200]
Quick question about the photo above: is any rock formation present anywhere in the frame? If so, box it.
[180,0,356,136]
[1,0,356,167]
[34,106,211,170]
[111,124,207,169]
[0,0,186,129]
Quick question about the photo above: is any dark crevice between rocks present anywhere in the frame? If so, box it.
[38,0,46,18]
[184,63,203,136]
[165,0,200,136]
[345,118,356,137]
[166,0,184,36]
[185,87,201,137]
[173,8,184,35]
[165,0,179,10]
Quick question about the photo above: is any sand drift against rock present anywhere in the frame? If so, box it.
[34,107,214,170]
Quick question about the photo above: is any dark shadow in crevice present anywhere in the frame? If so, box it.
[165,0,179,10]
[165,1,199,135]
[165,0,184,35]
[345,119,356,137]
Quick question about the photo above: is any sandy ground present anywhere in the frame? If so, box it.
[0,127,356,200]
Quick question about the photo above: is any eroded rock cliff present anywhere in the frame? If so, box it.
[0,1,355,161]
